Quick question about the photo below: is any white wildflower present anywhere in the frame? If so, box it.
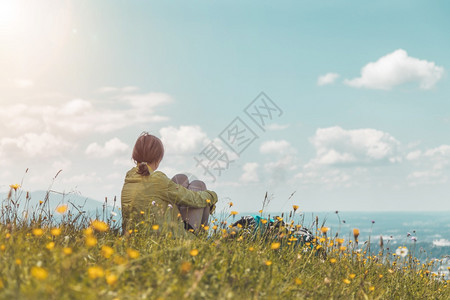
[395,246,408,258]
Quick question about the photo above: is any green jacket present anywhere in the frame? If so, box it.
[121,167,218,237]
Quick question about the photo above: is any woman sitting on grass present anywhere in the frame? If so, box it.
[121,132,218,237]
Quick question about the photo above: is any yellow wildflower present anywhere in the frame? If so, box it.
[271,242,281,250]
[295,278,302,285]
[50,228,61,236]
[190,249,199,257]
[353,228,360,242]
[113,255,127,265]
[343,279,351,284]
[5,233,11,239]
[85,236,97,247]
[261,219,268,224]
[55,204,68,214]
[101,245,114,258]
[265,260,272,266]
[249,247,255,252]
[31,266,48,280]
[152,224,159,231]
[206,199,211,203]
[9,184,20,191]
[320,227,329,234]
[32,228,44,237]
[230,211,238,216]
[15,259,22,265]
[106,273,118,286]
[369,286,375,292]
[88,266,104,279]
[127,248,140,259]
[63,247,72,255]
[330,258,337,264]
[0,244,5,251]
[212,225,218,230]
[84,227,93,236]
[46,242,55,250]
[349,273,356,279]
[91,220,109,232]
[292,205,299,211]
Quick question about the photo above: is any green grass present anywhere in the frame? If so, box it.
[0,188,449,299]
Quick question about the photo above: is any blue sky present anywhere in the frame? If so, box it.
[1,1,450,212]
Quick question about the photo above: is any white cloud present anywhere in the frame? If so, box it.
[406,145,450,185]
[296,168,354,188]
[61,172,102,185]
[260,140,299,184]
[308,126,401,166]
[240,162,259,183]
[266,123,290,131]
[106,172,123,180]
[317,73,340,86]
[59,98,93,115]
[260,140,293,155]
[406,150,422,161]
[424,145,450,159]
[160,125,208,154]
[97,86,139,93]
[51,159,72,172]
[113,157,134,167]
[295,166,372,190]
[344,49,444,90]
[120,92,173,111]
[264,154,298,181]
[0,132,71,158]
[85,138,129,158]
[0,92,172,136]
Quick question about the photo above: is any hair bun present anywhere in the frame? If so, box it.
[137,162,150,176]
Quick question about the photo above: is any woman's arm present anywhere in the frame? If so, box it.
[154,171,218,209]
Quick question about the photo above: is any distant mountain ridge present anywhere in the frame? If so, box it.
[1,190,121,222]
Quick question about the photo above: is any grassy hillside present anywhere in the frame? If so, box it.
[0,187,448,299]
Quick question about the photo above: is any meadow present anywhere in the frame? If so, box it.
[0,185,449,300]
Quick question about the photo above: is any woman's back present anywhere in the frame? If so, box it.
[121,166,217,237]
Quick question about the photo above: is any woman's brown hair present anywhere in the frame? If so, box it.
[132,132,164,176]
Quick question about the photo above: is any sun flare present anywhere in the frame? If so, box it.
[0,0,73,81]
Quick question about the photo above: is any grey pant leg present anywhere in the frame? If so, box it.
[188,180,210,225]
[171,175,210,230]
